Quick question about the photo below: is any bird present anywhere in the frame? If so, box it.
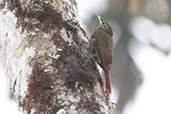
[88,15,113,94]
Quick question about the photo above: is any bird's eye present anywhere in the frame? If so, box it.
[103,23,107,27]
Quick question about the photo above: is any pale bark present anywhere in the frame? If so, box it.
[0,0,112,113]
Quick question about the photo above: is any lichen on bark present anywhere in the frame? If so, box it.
[0,0,113,113]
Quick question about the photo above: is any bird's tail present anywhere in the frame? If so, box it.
[104,69,111,94]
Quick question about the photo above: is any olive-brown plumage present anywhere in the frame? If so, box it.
[89,16,113,94]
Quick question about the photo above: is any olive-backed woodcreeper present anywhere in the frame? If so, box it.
[88,16,113,94]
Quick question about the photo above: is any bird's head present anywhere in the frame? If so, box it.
[98,15,113,36]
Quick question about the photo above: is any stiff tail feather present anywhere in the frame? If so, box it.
[104,70,111,94]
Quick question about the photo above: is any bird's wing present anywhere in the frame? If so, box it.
[97,31,113,69]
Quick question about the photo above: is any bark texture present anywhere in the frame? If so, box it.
[0,0,112,113]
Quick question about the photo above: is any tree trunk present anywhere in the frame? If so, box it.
[0,0,112,113]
